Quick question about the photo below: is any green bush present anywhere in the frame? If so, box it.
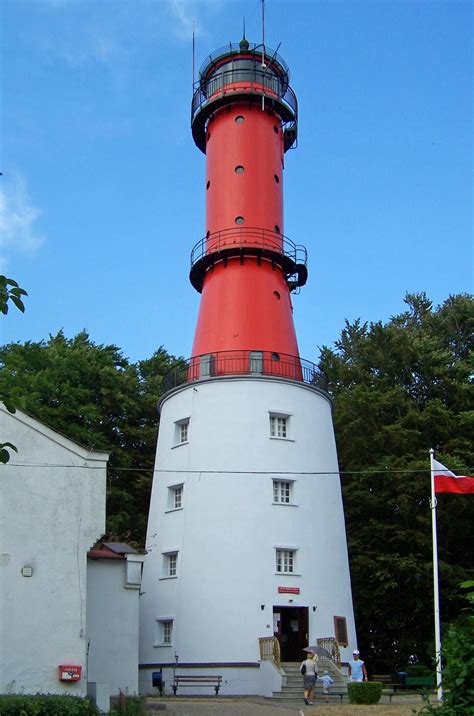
[347,681,383,704]
[0,694,100,715]
[405,664,434,677]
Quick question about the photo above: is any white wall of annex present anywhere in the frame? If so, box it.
[87,557,142,696]
[0,406,107,696]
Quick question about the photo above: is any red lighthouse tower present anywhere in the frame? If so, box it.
[189,38,307,373]
[139,36,356,697]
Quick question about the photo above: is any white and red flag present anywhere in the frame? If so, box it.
[432,458,474,494]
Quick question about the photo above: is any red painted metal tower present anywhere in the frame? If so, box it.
[189,38,307,378]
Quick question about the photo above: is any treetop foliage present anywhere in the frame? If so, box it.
[319,292,473,672]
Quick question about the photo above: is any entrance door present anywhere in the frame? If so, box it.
[273,606,309,662]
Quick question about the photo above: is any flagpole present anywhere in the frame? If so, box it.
[430,448,443,701]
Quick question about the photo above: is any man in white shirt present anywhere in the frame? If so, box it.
[348,650,368,682]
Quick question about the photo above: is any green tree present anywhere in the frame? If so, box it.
[0,275,28,463]
[320,293,474,673]
[0,331,179,543]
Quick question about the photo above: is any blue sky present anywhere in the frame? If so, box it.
[1,0,472,364]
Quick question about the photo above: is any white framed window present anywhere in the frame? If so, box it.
[162,551,179,578]
[270,413,289,438]
[174,418,190,446]
[276,548,296,574]
[273,480,292,504]
[156,619,173,646]
[167,484,184,511]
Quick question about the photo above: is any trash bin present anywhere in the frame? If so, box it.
[152,670,165,695]
[396,671,407,688]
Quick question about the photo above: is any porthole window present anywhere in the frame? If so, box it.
[271,352,281,361]
[274,174,280,184]
[206,230,210,238]
[235,115,244,124]
[274,224,280,234]
[273,125,279,134]
[206,180,210,190]
[235,216,244,225]
[235,165,244,174]
[273,291,281,300]
[207,132,211,141]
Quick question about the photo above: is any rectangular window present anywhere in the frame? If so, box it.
[179,421,188,443]
[174,418,190,446]
[276,549,295,574]
[273,480,292,503]
[162,551,178,578]
[173,485,183,509]
[249,351,263,373]
[334,616,348,647]
[270,415,288,438]
[156,619,173,646]
[162,620,173,644]
[167,484,184,511]
[168,553,177,576]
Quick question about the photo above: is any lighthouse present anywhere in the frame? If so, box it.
[139,37,356,696]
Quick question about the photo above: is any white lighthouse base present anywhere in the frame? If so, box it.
[139,374,356,696]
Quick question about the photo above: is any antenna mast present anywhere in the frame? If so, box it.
[192,21,195,87]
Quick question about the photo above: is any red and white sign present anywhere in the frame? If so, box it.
[58,665,82,681]
[278,587,300,594]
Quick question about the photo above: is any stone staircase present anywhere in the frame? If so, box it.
[271,659,347,701]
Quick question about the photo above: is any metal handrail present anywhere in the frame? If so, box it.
[317,637,341,668]
[259,636,281,669]
[162,350,328,395]
[198,42,290,81]
[190,227,307,270]
[191,67,297,127]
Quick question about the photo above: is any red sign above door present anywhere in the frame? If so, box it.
[278,587,300,594]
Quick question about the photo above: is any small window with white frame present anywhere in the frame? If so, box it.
[167,484,184,511]
[162,551,178,578]
[174,418,190,446]
[273,479,293,504]
[269,413,289,439]
[276,548,296,574]
[156,619,173,646]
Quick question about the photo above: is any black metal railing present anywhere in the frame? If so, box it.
[161,350,328,395]
[198,42,290,82]
[190,227,307,269]
[191,67,297,128]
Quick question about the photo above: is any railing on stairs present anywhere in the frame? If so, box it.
[259,636,281,669]
[317,637,341,668]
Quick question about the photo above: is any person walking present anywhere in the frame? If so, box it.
[320,669,334,702]
[348,649,368,682]
[300,653,318,705]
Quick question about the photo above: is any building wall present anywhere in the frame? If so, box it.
[0,406,107,696]
[87,556,143,696]
[139,376,356,695]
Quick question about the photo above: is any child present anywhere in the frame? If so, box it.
[320,670,333,702]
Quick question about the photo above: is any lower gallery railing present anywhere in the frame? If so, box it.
[162,350,328,395]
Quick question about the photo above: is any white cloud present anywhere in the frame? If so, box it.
[0,176,44,271]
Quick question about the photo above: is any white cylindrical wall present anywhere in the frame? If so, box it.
[139,376,356,694]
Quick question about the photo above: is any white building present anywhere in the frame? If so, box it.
[87,542,144,699]
[0,404,108,697]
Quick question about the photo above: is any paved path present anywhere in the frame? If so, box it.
[147,697,304,715]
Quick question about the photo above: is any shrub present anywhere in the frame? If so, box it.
[109,694,145,715]
[0,694,100,715]
[347,681,383,704]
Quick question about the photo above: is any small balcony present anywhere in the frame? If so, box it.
[161,350,329,396]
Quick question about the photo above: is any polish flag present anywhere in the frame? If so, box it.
[433,459,474,494]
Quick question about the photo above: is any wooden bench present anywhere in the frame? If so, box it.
[172,674,222,695]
